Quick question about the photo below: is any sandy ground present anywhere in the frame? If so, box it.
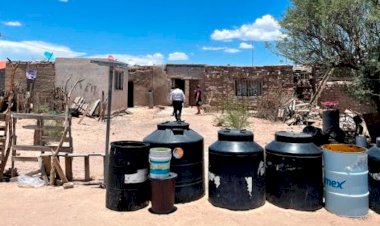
[0,106,379,226]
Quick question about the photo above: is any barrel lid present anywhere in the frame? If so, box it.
[275,131,313,143]
[157,121,189,130]
[218,129,253,142]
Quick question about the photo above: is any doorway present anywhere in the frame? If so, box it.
[173,79,185,92]
[128,81,134,108]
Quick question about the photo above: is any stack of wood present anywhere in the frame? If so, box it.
[278,98,321,126]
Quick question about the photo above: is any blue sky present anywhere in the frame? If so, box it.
[0,0,291,66]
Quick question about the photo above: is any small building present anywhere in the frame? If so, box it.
[55,58,129,111]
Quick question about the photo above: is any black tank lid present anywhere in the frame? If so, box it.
[377,137,380,147]
[218,129,254,142]
[275,131,313,143]
[157,121,190,130]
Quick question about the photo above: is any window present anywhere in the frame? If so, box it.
[235,79,262,96]
[114,71,124,90]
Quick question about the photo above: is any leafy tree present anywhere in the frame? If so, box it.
[276,0,380,111]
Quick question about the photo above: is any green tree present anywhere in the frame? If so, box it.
[276,0,380,111]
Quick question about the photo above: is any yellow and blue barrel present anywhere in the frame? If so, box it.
[322,144,368,217]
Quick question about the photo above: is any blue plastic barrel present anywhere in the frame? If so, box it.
[322,144,368,217]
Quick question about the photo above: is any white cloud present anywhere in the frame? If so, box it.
[168,52,189,61]
[2,21,22,27]
[59,0,69,2]
[87,53,165,66]
[0,40,85,60]
[224,48,240,53]
[239,42,253,49]
[211,14,285,41]
[202,46,240,54]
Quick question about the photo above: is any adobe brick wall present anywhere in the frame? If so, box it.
[204,65,294,108]
[5,62,56,107]
[128,66,171,106]
[318,81,377,114]
[0,69,4,91]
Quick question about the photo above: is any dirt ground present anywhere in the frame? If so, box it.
[0,106,379,226]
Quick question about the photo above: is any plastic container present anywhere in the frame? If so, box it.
[265,131,323,211]
[368,137,380,214]
[149,147,172,179]
[208,129,265,210]
[106,141,150,211]
[143,121,204,203]
[323,144,368,217]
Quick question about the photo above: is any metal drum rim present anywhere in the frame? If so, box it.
[322,144,367,154]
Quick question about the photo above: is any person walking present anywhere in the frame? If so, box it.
[170,84,185,121]
[194,84,202,115]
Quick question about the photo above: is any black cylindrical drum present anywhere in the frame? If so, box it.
[368,137,380,214]
[208,129,265,210]
[322,109,340,134]
[143,121,204,203]
[265,131,323,211]
[106,141,150,211]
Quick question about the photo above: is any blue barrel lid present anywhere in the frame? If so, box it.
[275,131,313,143]
[218,129,253,142]
[265,131,321,156]
[368,137,380,161]
[157,121,189,130]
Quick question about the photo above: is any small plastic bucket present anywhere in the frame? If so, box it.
[149,147,172,179]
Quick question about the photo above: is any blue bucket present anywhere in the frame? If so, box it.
[149,147,172,179]
[322,144,368,217]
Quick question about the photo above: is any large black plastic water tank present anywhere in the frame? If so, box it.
[265,131,323,211]
[143,121,204,203]
[208,129,265,210]
[106,141,150,211]
[368,137,380,214]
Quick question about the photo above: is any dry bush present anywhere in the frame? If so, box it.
[256,90,291,121]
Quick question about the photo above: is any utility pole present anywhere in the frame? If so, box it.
[90,59,128,187]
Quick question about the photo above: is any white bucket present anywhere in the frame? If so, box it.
[149,147,172,179]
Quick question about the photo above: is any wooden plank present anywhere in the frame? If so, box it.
[52,156,68,183]
[12,156,39,162]
[12,113,65,120]
[13,145,72,152]
[38,156,49,184]
[41,136,71,142]
[84,156,90,181]
[89,99,101,116]
[22,125,64,131]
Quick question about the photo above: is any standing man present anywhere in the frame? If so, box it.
[194,84,202,115]
[170,84,185,121]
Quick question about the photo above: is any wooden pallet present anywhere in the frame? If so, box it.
[10,113,73,177]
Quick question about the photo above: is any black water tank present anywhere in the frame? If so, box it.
[143,121,204,203]
[208,129,265,210]
[322,109,340,134]
[368,137,380,214]
[265,131,323,211]
[106,141,150,211]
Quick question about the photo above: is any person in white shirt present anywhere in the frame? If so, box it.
[169,85,185,121]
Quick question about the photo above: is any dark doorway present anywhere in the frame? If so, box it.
[128,81,134,108]
[173,79,185,92]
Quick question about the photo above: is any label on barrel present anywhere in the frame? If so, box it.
[124,169,148,184]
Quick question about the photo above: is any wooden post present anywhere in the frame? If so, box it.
[84,155,90,181]
[65,156,73,181]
